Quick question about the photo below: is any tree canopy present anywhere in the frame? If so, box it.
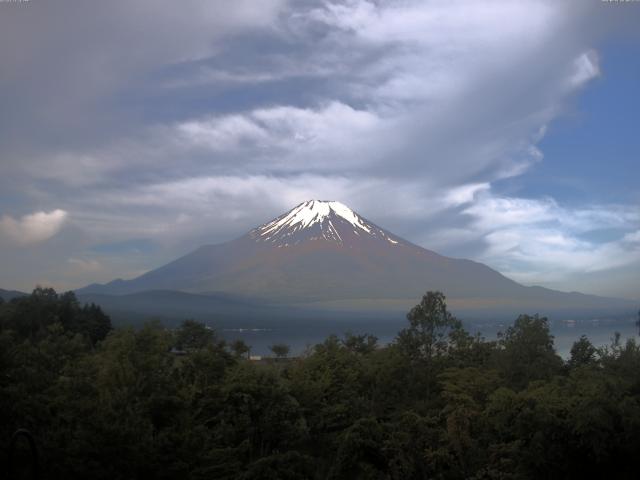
[1,289,639,479]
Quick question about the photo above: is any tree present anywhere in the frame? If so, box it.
[288,335,368,441]
[438,367,501,476]
[341,332,378,355]
[329,417,387,479]
[0,288,111,344]
[219,364,309,461]
[497,314,563,389]
[269,343,290,359]
[568,335,597,369]
[32,286,58,301]
[231,339,251,358]
[174,319,215,350]
[395,291,463,361]
[7,284,640,478]
[76,302,112,346]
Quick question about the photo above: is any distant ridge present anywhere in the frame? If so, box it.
[78,200,636,319]
[0,288,28,301]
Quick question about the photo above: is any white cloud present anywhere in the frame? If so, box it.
[0,210,68,246]
[465,194,639,233]
[568,50,601,89]
[176,101,386,172]
[462,192,640,286]
[444,183,490,207]
[178,115,270,152]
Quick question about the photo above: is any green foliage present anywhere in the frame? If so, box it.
[231,339,251,358]
[2,289,640,479]
[288,335,368,446]
[568,335,598,369]
[341,332,378,355]
[496,314,564,389]
[329,417,387,479]
[174,319,217,350]
[269,343,290,358]
[0,287,111,346]
[393,291,469,407]
[396,291,463,362]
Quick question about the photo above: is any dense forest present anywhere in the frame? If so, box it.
[1,288,640,479]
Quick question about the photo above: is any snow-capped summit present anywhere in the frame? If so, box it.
[263,200,371,232]
[251,200,401,247]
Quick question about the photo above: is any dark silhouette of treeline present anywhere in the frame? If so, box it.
[1,288,640,479]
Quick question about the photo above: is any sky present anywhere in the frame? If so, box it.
[0,0,639,300]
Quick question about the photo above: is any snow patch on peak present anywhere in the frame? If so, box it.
[250,200,403,248]
[260,200,371,236]
[328,201,372,233]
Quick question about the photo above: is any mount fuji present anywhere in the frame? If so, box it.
[78,200,635,319]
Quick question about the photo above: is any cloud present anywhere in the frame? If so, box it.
[67,257,103,274]
[464,195,639,233]
[461,191,640,285]
[0,1,638,296]
[444,183,491,207]
[568,50,601,89]
[176,102,386,172]
[1,0,605,189]
[0,0,286,135]
[0,210,68,246]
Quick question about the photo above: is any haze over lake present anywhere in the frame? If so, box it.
[218,316,639,358]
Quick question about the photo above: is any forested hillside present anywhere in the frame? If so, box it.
[2,289,640,479]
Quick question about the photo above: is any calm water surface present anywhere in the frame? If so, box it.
[217,316,639,358]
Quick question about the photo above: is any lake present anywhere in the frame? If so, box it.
[217,315,639,358]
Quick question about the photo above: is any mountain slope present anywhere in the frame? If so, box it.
[78,200,635,316]
[0,288,28,301]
